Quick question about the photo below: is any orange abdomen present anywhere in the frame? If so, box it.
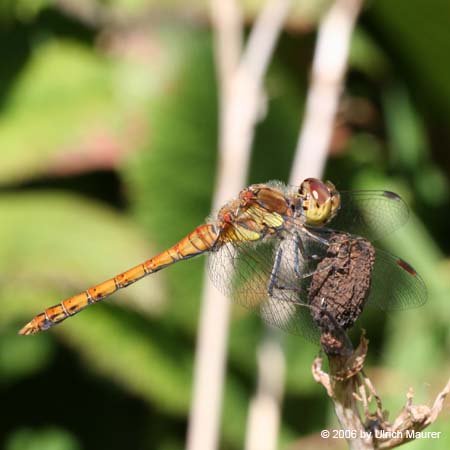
[19,223,219,335]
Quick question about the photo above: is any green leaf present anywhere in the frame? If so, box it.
[0,327,55,383]
[0,0,52,22]
[0,40,114,183]
[121,28,218,332]
[369,0,450,118]
[0,191,165,325]
[5,427,81,450]
[55,305,193,414]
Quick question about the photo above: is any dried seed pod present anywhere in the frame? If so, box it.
[308,233,375,354]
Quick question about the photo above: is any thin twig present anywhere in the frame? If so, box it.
[186,5,242,450]
[244,335,286,450]
[251,1,363,449]
[187,2,291,450]
[210,0,243,112]
[290,0,364,183]
[237,2,294,448]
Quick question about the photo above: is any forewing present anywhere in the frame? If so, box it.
[208,238,275,309]
[367,248,427,310]
[259,293,321,342]
[326,190,409,242]
[207,231,323,342]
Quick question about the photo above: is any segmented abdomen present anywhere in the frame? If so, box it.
[19,223,219,335]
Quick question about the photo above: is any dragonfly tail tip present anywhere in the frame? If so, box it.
[18,321,38,336]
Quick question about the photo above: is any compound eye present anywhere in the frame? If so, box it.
[298,178,340,226]
[308,178,331,205]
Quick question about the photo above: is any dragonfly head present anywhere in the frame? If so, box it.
[298,178,340,226]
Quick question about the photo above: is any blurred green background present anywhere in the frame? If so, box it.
[0,1,449,449]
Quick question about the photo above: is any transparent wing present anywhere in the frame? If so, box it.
[324,190,410,242]
[208,238,276,310]
[207,229,327,342]
[259,294,321,342]
[367,249,427,310]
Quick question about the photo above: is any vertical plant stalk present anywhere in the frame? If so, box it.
[291,0,364,183]
[247,1,363,449]
[244,332,286,450]
[186,2,291,450]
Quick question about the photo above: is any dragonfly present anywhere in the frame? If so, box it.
[19,178,427,338]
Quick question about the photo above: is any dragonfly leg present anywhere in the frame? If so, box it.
[293,232,328,279]
[268,240,307,295]
[268,245,283,297]
[267,233,332,298]
[293,232,304,278]
[301,226,331,246]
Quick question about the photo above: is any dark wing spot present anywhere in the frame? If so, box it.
[396,258,417,276]
[383,191,402,201]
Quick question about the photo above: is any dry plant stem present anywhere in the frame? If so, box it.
[249,1,363,449]
[186,5,242,450]
[187,2,291,450]
[312,335,450,450]
[210,0,243,107]
[290,0,364,183]
[217,0,292,206]
[237,3,293,449]
[244,334,286,450]
[375,379,450,450]
[251,1,364,449]
[313,335,373,450]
